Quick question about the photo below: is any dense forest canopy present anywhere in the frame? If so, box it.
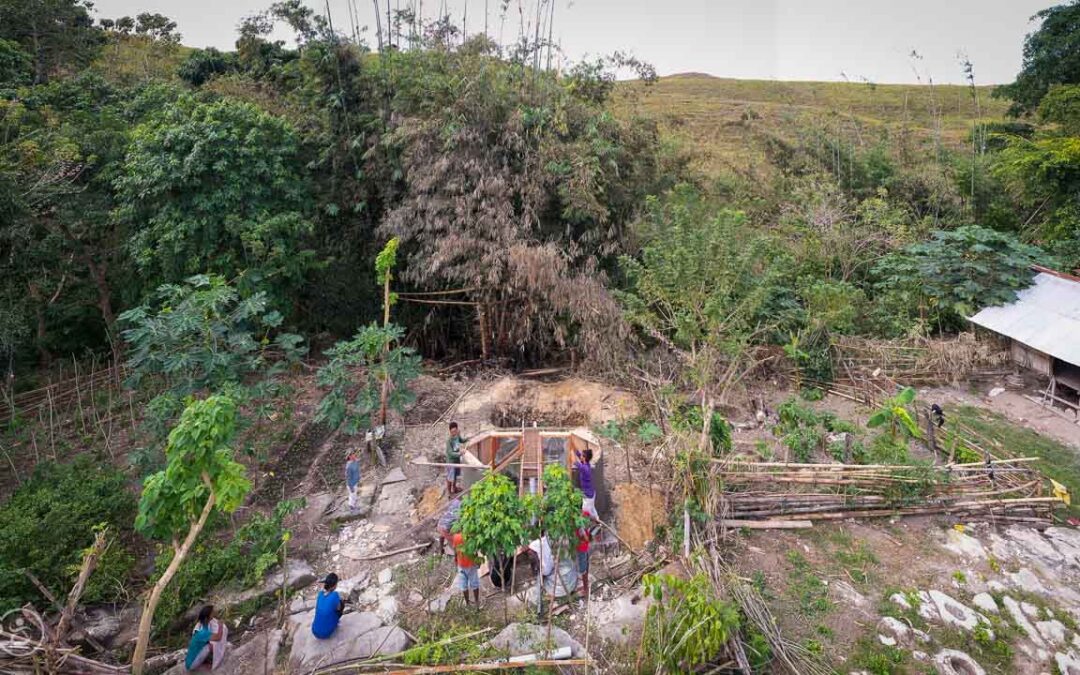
[0,0,1077,381]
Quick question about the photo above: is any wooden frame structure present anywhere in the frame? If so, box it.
[458,427,603,498]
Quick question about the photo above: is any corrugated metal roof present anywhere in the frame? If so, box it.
[969,272,1080,366]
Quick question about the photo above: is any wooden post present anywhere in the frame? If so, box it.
[843,433,853,464]
[478,303,489,361]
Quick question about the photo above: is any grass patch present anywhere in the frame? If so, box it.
[785,550,831,617]
[951,405,1080,517]
[848,635,909,675]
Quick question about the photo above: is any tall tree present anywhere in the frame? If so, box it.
[995,1,1080,115]
[130,395,251,675]
[0,0,101,83]
[116,96,316,304]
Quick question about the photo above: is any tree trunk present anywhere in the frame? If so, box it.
[55,529,108,646]
[131,490,217,675]
[27,283,51,367]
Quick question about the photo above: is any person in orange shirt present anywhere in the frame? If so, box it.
[451,532,481,606]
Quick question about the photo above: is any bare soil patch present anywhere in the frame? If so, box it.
[612,482,666,551]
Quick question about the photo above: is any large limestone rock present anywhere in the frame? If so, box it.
[933,649,986,675]
[487,623,586,658]
[943,528,987,560]
[927,590,990,633]
[288,611,411,671]
[185,561,317,622]
[587,594,651,645]
[164,629,282,675]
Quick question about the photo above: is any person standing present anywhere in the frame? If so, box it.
[184,605,227,671]
[346,451,361,511]
[437,497,462,555]
[450,531,481,606]
[576,511,593,600]
[574,447,598,519]
[312,573,345,639]
[445,421,467,495]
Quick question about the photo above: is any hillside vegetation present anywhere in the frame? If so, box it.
[3,0,1080,671]
[618,74,1009,178]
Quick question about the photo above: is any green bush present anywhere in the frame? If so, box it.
[642,573,740,671]
[0,457,137,611]
[150,498,302,630]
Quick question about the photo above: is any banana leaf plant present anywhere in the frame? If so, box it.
[866,386,922,441]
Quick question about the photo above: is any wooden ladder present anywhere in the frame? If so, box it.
[518,427,544,497]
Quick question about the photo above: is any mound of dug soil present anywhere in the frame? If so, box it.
[456,376,638,427]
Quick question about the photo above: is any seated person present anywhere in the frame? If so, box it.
[185,605,226,671]
[312,573,344,639]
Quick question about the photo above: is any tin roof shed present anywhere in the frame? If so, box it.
[969,270,1080,367]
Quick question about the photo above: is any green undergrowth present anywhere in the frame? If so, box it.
[951,405,1080,517]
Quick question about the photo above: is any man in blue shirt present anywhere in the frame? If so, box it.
[346,452,361,511]
[312,573,345,639]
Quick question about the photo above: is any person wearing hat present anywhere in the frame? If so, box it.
[312,573,345,639]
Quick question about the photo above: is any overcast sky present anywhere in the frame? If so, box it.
[89,0,1053,84]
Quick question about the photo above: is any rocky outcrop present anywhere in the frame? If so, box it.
[486,623,586,658]
[288,611,411,671]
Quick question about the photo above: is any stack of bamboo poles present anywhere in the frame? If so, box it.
[829,334,1010,385]
[715,458,1059,526]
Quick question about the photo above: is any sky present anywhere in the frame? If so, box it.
[88,0,1054,85]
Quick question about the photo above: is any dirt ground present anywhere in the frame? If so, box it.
[611,483,667,551]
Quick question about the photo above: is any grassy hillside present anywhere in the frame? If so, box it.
[616,73,1009,179]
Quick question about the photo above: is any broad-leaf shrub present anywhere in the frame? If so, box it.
[315,323,421,434]
[0,456,137,611]
[641,573,740,671]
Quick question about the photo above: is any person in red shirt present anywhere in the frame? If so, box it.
[451,532,481,606]
[576,510,594,599]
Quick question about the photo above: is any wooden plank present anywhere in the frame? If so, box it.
[721,519,814,530]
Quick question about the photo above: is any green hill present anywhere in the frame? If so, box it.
[617,73,1009,179]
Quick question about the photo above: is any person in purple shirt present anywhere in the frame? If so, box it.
[574,447,597,518]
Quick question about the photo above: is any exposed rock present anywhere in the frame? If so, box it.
[69,606,140,649]
[382,468,407,484]
[487,623,586,658]
[1037,620,1068,646]
[916,591,940,623]
[289,595,314,615]
[927,590,988,633]
[408,591,423,604]
[288,612,410,671]
[1021,601,1040,618]
[378,567,394,585]
[971,593,998,615]
[933,649,986,675]
[1046,528,1080,567]
[1003,595,1046,648]
[375,481,414,517]
[944,529,987,560]
[890,593,911,610]
[832,581,872,616]
[588,594,650,645]
[428,588,454,613]
[912,650,928,662]
[877,617,910,646]
[377,596,399,623]
[1006,526,1063,564]
[1008,568,1049,595]
[1056,650,1080,675]
[186,560,316,621]
[336,569,372,603]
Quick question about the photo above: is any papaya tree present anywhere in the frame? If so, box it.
[315,323,421,435]
[375,238,399,425]
[455,473,528,621]
[130,395,251,675]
